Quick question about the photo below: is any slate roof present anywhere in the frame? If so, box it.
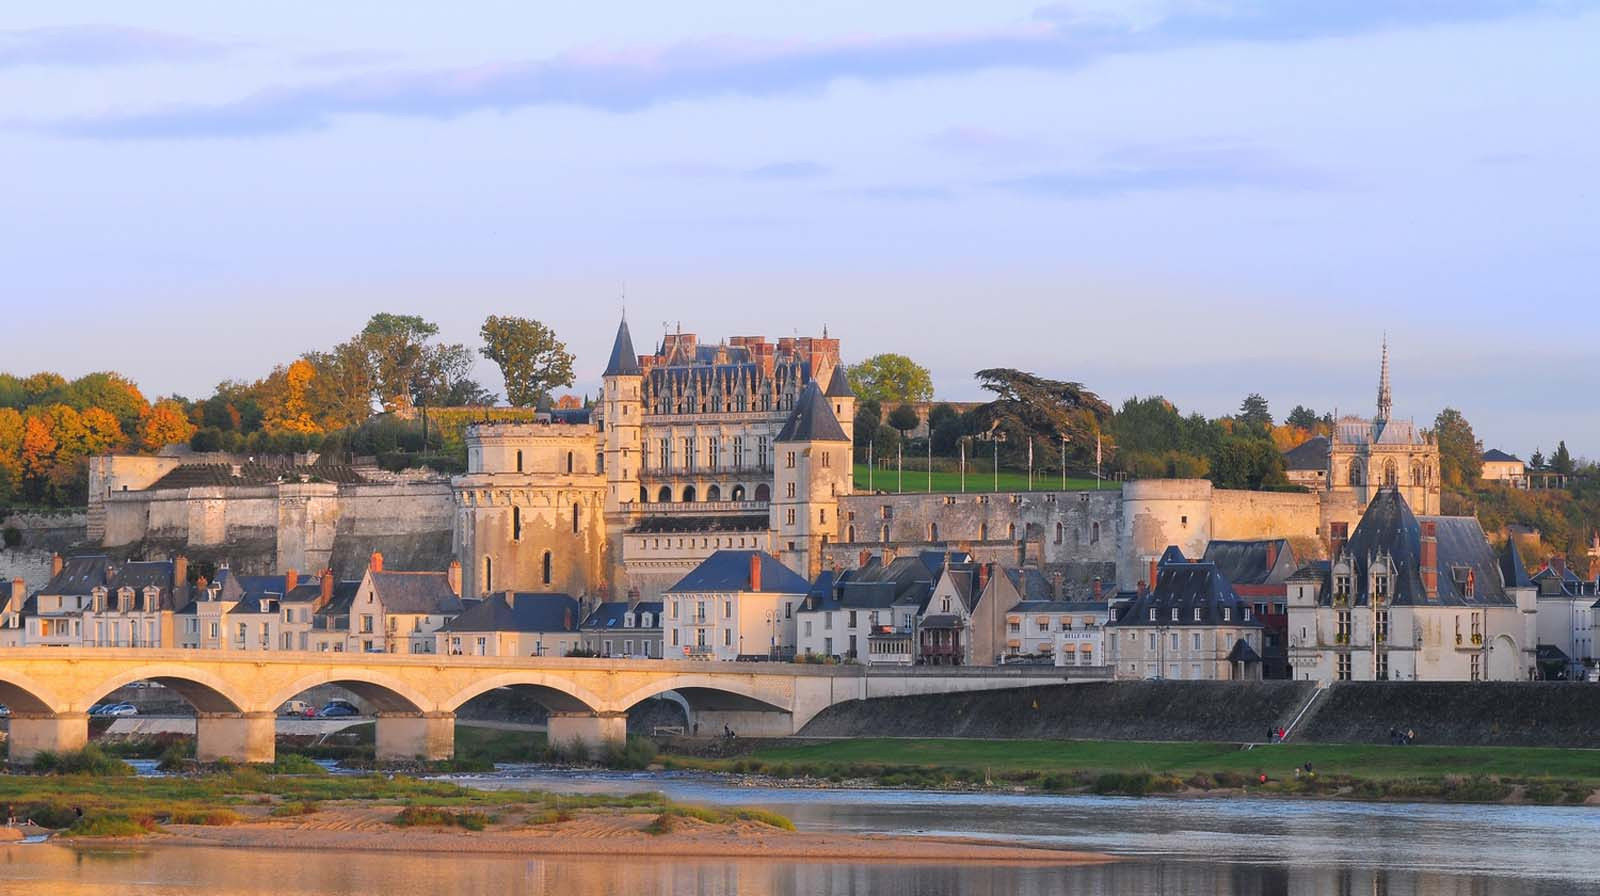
[775,381,849,443]
[1531,563,1596,597]
[1283,436,1330,471]
[603,318,642,377]
[1499,538,1533,590]
[1009,598,1110,615]
[105,560,187,611]
[147,462,364,491]
[1334,415,1425,447]
[1322,488,1513,607]
[803,555,942,613]
[1227,638,1263,664]
[440,592,581,633]
[1110,548,1262,628]
[580,601,663,631]
[667,550,811,595]
[824,364,854,398]
[1481,448,1521,463]
[370,572,464,615]
[40,555,112,596]
[1202,539,1295,587]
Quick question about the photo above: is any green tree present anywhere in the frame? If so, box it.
[1237,393,1272,428]
[1551,441,1574,475]
[60,372,149,438]
[478,315,575,407]
[847,354,934,405]
[302,341,376,431]
[1433,408,1482,490]
[970,368,1111,467]
[887,404,920,441]
[1530,448,1545,470]
[414,343,494,407]
[1286,405,1320,429]
[853,400,882,448]
[1210,433,1287,490]
[359,313,439,411]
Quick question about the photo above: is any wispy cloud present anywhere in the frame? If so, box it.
[0,24,229,68]
[994,140,1332,199]
[34,1,1594,138]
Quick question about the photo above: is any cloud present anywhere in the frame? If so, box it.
[993,140,1332,199]
[34,1,1595,138]
[0,24,229,68]
[745,161,829,180]
[851,185,956,201]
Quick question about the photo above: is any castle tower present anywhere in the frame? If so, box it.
[773,381,852,580]
[824,363,856,448]
[601,317,643,515]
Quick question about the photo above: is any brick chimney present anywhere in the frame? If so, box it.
[1266,541,1279,570]
[1329,522,1349,560]
[8,578,24,611]
[369,551,384,574]
[51,553,63,577]
[1050,571,1064,599]
[977,563,990,592]
[1092,576,1103,602]
[1147,557,1159,590]
[1550,556,1567,578]
[447,560,462,597]
[284,568,299,594]
[317,569,334,610]
[174,554,188,587]
[748,553,762,592]
[1420,521,1438,599]
[859,549,870,569]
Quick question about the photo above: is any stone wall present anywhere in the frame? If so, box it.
[0,511,92,592]
[1296,682,1600,747]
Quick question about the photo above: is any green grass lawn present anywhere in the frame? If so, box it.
[853,463,1110,494]
[721,737,1600,786]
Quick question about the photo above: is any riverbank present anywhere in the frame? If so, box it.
[658,737,1600,805]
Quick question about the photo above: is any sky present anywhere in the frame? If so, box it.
[2,2,1597,459]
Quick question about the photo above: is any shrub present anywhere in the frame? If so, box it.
[1090,772,1184,796]
[1,526,20,549]
[523,808,572,826]
[31,745,135,777]
[261,753,327,776]
[166,809,241,826]
[643,812,678,835]
[392,806,491,831]
[18,803,79,829]
[63,813,158,838]
[269,801,321,817]
[156,740,196,771]
[601,737,658,771]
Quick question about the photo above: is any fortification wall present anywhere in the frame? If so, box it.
[1296,682,1600,747]
[1211,489,1323,542]
[326,482,455,578]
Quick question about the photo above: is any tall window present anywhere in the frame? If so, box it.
[786,451,796,470]
[1349,460,1363,487]
[708,436,721,470]
[484,556,492,593]
[733,436,745,468]
[512,506,521,541]
[758,437,769,470]
[516,450,523,473]
[1383,459,1397,487]
[567,451,575,473]
[572,503,580,533]
[542,551,552,585]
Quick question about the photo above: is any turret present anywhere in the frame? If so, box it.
[602,316,643,514]
[824,363,856,447]
[773,381,852,579]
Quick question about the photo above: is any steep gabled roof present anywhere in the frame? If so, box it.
[667,550,811,595]
[1333,488,1512,607]
[775,381,849,443]
[1283,436,1330,471]
[1111,547,1261,628]
[1500,538,1532,590]
[41,555,111,596]
[1202,539,1295,587]
[602,317,641,377]
[824,364,854,398]
[370,571,464,615]
[440,592,580,633]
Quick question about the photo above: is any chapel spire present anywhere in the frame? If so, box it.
[1376,335,1392,424]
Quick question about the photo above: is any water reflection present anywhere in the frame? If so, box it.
[0,844,1593,896]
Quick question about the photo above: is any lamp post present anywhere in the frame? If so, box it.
[978,427,1007,493]
[1061,434,1069,491]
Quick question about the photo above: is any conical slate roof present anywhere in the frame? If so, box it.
[776,381,849,443]
[602,318,641,377]
[824,364,854,398]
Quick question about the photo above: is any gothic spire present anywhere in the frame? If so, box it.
[1376,335,1391,423]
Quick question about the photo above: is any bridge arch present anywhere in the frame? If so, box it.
[264,669,431,715]
[0,670,65,715]
[610,674,791,717]
[440,671,603,715]
[81,664,248,714]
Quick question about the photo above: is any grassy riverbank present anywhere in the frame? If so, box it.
[661,738,1600,804]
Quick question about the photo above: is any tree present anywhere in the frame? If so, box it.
[1286,405,1320,430]
[1433,408,1481,490]
[1530,448,1545,470]
[60,372,148,438]
[415,343,495,407]
[1551,441,1575,475]
[260,360,323,435]
[853,400,882,448]
[970,368,1111,467]
[140,400,197,452]
[887,404,920,441]
[79,407,125,455]
[359,313,439,411]
[479,315,575,408]
[1210,433,1287,490]
[1237,393,1272,428]
[302,342,376,431]
[18,415,57,503]
[0,408,23,501]
[847,354,934,406]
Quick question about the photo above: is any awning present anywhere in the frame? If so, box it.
[1006,639,1022,649]
[1039,642,1054,652]
[1226,638,1262,664]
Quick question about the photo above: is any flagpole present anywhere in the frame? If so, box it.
[960,440,966,493]
[1028,439,1034,491]
[1061,435,1067,490]
[868,439,873,493]
[897,439,903,494]
[927,425,932,493]
[1096,432,1103,490]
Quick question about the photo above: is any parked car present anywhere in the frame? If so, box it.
[316,702,360,718]
[87,704,108,716]
[102,703,138,717]
[0,704,9,717]
[279,700,316,718]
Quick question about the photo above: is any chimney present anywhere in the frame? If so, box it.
[447,560,462,596]
[1050,571,1064,599]
[8,578,24,610]
[1092,576,1103,602]
[1329,522,1349,560]
[1147,557,1158,591]
[1550,556,1567,578]
[563,607,573,630]
[51,553,63,577]
[318,569,334,610]
[504,592,515,609]
[859,549,870,569]
[285,568,299,594]
[174,554,188,588]
[369,551,384,574]
[748,553,762,592]
[1420,521,1438,599]
[1265,541,1279,570]
[1136,580,1147,598]
[977,563,990,592]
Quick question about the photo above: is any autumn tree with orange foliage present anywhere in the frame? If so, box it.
[139,400,197,452]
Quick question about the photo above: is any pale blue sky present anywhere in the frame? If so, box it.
[2,2,1597,458]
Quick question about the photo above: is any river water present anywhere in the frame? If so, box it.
[2,767,1596,895]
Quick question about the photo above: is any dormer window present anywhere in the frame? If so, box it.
[1374,574,1389,600]
[1170,608,1178,622]
[1149,608,1157,621]
[1193,608,1201,622]
[1223,607,1232,622]
[624,614,635,628]
[1334,574,1352,601]
[1243,607,1252,622]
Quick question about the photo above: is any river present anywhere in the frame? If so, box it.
[1,767,1596,895]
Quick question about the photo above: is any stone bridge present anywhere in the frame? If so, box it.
[0,649,1086,763]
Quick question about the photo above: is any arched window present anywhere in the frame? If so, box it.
[754,483,771,502]
[639,485,649,503]
[1349,460,1364,487]
[567,452,574,473]
[847,525,856,542]
[1091,522,1100,544]
[542,551,552,586]
[929,523,939,541]
[1055,522,1063,545]
[682,485,697,502]
[1412,463,1424,486]
[516,450,523,473]
[1007,523,1017,540]
[706,485,722,501]
[731,484,745,501]
[483,556,492,594]
[512,506,522,541]
[980,523,989,541]
[1383,460,1398,488]
[658,485,673,503]
[572,503,580,534]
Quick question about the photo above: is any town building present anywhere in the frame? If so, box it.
[1529,555,1596,679]
[796,551,954,663]
[1480,449,1527,488]
[1202,539,1297,679]
[437,592,583,657]
[662,550,808,660]
[1107,546,1265,680]
[1001,570,1112,669]
[578,599,664,659]
[1286,488,1537,682]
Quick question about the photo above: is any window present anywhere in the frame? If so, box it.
[1037,619,1049,633]
[1376,610,1390,644]
[723,629,732,647]
[1222,607,1231,622]
[516,450,523,473]
[542,551,552,585]
[1192,632,1201,650]
[1055,522,1063,544]
[1337,653,1352,681]
[1337,610,1352,642]
[723,600,732,619]
[786,482,796,498]
[567,451,575,473]
[1349,460,1363,487]
[1376,651,1389,680]
[821,451,830,468]
[1148,632,1157,649]
[512,506,522,541]
[1194,608,1202,622]
[786,509,797,526]
[786,451,796,469]
[1091,522,1100,544]
[361,616,374,634]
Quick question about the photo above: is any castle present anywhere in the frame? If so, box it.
[82,323,1440,610]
